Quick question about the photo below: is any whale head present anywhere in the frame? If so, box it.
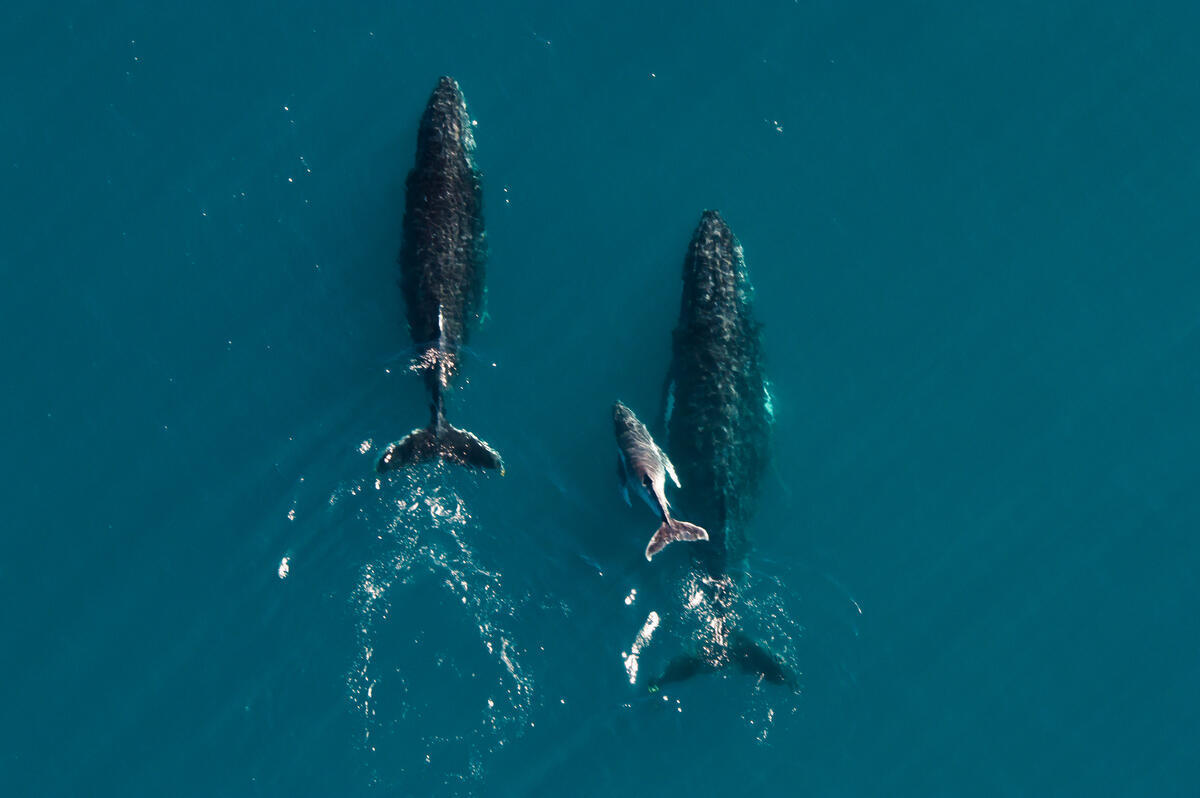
[416,76,474,163]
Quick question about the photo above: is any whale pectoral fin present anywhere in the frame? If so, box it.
[645,520,708,561]
[616,455,632,506]
[658,375,676,436]
[662,455,681,489]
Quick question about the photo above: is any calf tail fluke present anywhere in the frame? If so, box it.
[377,424,504,474]
[645,519,708,561]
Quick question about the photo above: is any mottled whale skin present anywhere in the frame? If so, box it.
[664,210,771,577]
[613,401,708,561]
[377,77,503,474]
[651,210,792,690]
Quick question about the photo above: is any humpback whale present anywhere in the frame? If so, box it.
[662,210,771,575]
[651,210,793,689]
[377,77,503,474]
[613,401,708,561]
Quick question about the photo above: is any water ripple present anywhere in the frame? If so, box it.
[338,465,533,792]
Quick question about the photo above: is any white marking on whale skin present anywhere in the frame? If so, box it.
[764,381,776,423]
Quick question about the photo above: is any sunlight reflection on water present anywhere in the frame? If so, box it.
[337,464,533,790]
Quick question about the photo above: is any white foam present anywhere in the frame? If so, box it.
[621,611,661,684]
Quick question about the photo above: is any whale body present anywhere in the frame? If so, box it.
[377,77,503,474]
[613,401,708,561]
[664,210,772,576]
[651,210,792,689]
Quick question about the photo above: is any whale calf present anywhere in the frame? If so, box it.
[613,401,708,560]
[377,77,503,474]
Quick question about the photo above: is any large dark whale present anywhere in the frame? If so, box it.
[377,77,503,474]
[651,210,792,689]
[663,210,771,575]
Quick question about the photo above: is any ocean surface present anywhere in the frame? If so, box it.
[4,1,1199,795]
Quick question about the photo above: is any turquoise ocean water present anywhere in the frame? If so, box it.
[4,1,1199,794]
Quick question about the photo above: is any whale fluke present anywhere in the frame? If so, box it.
[645,519,708,561]
[377,424,503,473]
[648,632,798,691]
[729,632,798,688]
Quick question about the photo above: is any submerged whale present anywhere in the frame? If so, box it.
[613,401,708,561]
[377,77,503,474]
[663,210,771,575]
[652,210,793,689]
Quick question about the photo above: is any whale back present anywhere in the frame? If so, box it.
[666,211,771,573]
[399,77,487,356]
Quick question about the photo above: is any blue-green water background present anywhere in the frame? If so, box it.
[4,1,1199,794]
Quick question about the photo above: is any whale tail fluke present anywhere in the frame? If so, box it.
[645,520,708,561]
[377,424,504,474]
[729,632,798,688]
[648,633,797,691]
